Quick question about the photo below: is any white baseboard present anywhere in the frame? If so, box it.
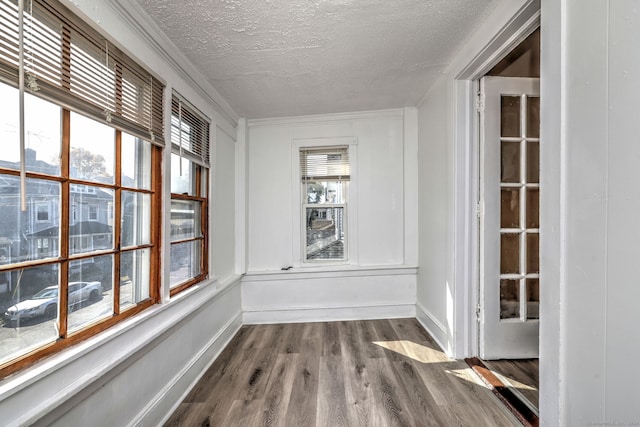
[135,312,243,426]
[243,303,416,324]
[415,302,451,356]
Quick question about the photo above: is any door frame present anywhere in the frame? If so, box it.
[451,0,540,358]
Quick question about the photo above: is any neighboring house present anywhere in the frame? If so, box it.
[0,149,113,302]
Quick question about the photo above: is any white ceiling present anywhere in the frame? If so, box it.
[134,0,501,119]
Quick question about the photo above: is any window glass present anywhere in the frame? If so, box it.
[171,200,201,241]
[70,112,115,184]
[0,85,62,176]
[0,264,60,366]
[67,255,113,334]
[170,153,196,195]
[121,192,151,248]
[121,134,151,190]
[0,175,60,262]
[300,146,350,262]
[69,186,114,255]
[169,240,202,288]
[120,249,150,311]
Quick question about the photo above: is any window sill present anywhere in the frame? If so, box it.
[0,274,241,419]
[243,264,418,282]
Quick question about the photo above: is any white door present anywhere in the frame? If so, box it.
[479,76,540,359]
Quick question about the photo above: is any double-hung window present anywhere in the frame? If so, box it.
[169,94,210,295]
[0,0,164,376]
[300,146,350,262]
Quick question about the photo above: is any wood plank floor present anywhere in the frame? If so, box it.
[165,319,519,427]
[483,359,539,410]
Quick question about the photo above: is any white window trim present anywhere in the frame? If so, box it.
[291,137,358,268]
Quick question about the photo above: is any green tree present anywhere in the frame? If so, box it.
[70,147,108,179]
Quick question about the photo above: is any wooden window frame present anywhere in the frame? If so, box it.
[0,0,164,377]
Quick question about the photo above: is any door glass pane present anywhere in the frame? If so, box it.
[501,96,521,137]
[526,233,539,273]
[501,141,520,183]
[120,248,150,311]
[500,279,520,319]
[500,233,520,274]
[0,264,60,366]
[121,191,151,248]
[67,255,113,334]
[526,141,540,183]
[526,97,540,138]
[501,188,520,228]
[526,188,539,228]
[526,279,540,319]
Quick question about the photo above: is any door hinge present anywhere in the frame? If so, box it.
[476,303,481,322]
[476,92,485,113]
[476,200,483,218]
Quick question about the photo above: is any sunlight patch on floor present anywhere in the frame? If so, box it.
[446,368,491,389]
[372,340,450,363]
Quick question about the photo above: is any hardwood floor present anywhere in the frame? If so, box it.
[483,359,539,410]
[165,319,520,426]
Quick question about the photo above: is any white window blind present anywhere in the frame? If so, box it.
[171,94,211,168]
[0,0,165,145]
[300,146,350,182]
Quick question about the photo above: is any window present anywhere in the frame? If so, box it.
[88,205,98,221]
[169,94,210,295]
[36,203,49,222]
[0,0,164,377]
[300,146,350,262]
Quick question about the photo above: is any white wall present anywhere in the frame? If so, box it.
[244,110,418,322]
[541,0,640,424]
[213,127,236,280]
[416,75,454,352]
[0,1,243,425]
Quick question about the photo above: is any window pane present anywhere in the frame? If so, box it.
[526,97,540,139]
[500,188,519,228]
[306,206,345,260]
[0,264,60,366]
[121,191,151,248]
[526,278,540,319]
[70,112,115,184]
[500,279,520,319]
[121,134,151,190]
[171,154,196,195]
[171,200,201,241]
[0,175,60,263]
[0,84,62,176]
[67,255,113,334]
[305,181,347,204]
[69,186,114,255]
[501,96,521,137]
[526,141,540,184]
[170,240,202,288]
[501,141,520,183]
[500,233,520,274]
[120,249,150,311]
[526,188,539,228]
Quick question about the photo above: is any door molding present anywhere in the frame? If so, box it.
[451,0,540,358]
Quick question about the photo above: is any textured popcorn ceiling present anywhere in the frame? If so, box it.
[135,0,500,119]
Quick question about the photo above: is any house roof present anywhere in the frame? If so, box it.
[27,221,112,238]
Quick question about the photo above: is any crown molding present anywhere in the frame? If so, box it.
[248,108,405,128]
[88,0,240,129]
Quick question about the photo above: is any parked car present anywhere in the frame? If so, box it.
[3,281,102,325]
